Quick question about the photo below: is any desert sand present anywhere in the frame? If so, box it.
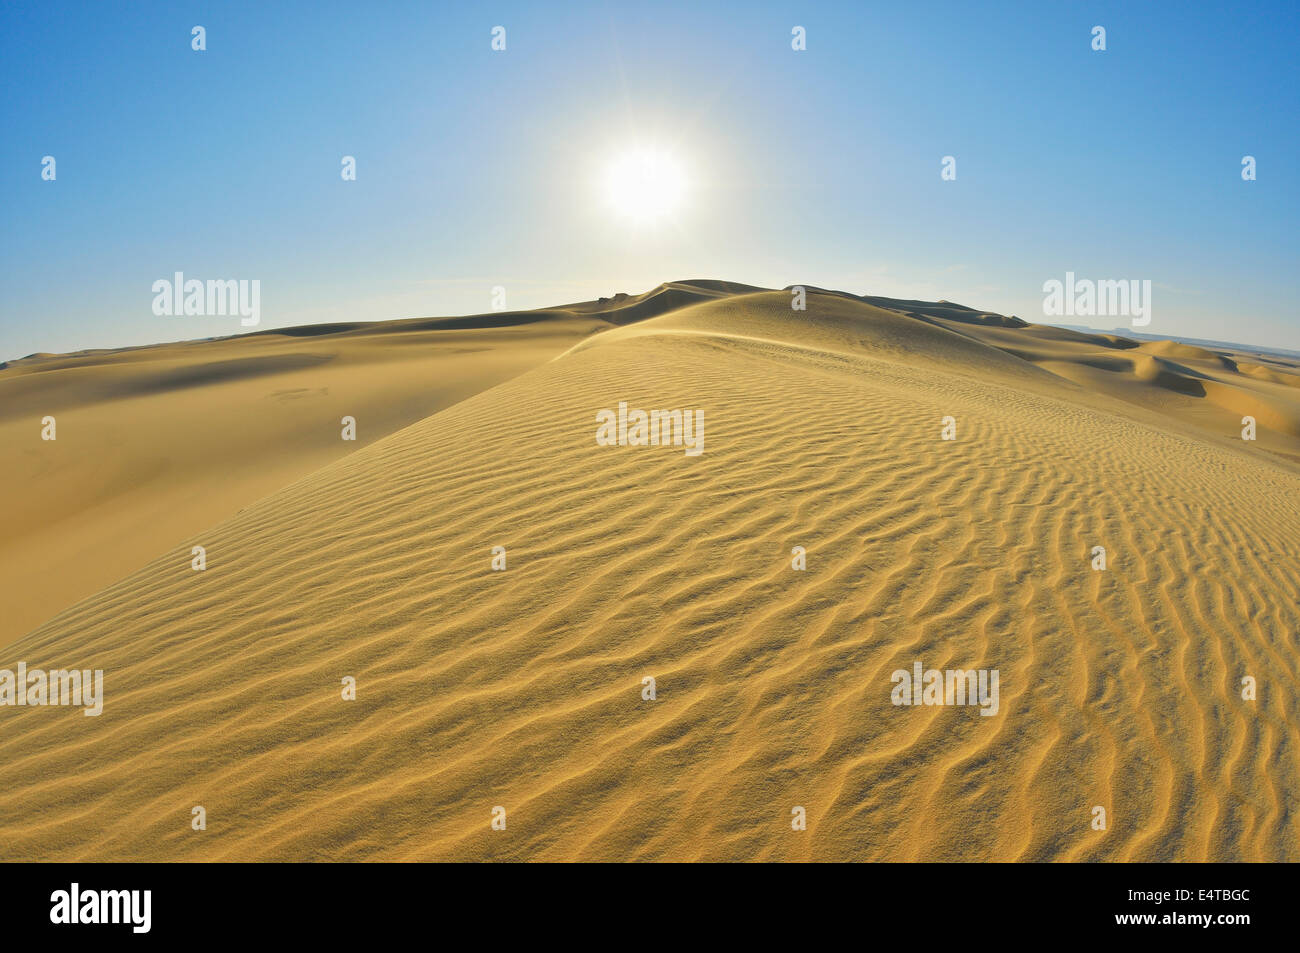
[0,313,606,645]
[1,281,1297,861]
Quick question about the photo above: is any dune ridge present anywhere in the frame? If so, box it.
[1,284,1297,861]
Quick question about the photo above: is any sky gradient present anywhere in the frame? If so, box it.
[2,0,1297,360]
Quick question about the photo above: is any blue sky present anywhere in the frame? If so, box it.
[2,0,1297,360]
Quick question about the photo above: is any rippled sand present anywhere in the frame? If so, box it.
[2,282,1297,860]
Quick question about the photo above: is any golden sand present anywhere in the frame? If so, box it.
[1,282,1297,860]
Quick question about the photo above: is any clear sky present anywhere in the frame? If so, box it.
[2,0,1297,360]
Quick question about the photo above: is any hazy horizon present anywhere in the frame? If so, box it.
[7,275,1300,365]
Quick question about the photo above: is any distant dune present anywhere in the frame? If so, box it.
[1,281,1297,860]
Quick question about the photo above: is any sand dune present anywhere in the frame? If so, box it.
[0,313,607,645]
[1,283,1297,860]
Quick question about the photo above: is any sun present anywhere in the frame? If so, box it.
[601,148,687,225]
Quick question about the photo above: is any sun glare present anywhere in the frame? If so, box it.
[601,148,687,225]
